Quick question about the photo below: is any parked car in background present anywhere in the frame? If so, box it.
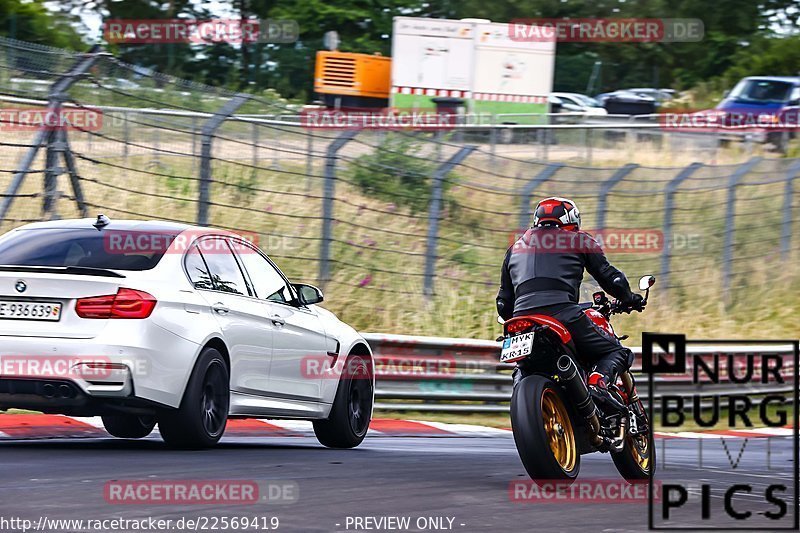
[550,93,608,116]
[595,90,658,115]
[625,88,676,103]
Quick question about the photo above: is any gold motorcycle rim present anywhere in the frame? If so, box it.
[540,388,577,473]
[629,433,651,472]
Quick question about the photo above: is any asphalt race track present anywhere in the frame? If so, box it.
[0,429,796,533]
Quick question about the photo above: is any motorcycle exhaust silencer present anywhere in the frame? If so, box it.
[556,355,602,445]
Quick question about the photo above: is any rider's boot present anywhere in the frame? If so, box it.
[587,372,627,414]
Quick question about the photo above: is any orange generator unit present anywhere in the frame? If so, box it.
[314,51,391,109]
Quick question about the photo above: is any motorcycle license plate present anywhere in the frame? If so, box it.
[500,332,534,363]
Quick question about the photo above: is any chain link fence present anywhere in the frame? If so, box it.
[0,37,798,339]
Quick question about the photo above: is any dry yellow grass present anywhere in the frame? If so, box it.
[0,126,797,342]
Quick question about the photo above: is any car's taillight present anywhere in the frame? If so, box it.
[75,288,157,319]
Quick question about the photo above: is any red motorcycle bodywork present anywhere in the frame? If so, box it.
[584,308,615,337]
[503,315,572,344]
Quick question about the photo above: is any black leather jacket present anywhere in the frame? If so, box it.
[496,226,635,320]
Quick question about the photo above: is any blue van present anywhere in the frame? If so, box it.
[716,76,800,150]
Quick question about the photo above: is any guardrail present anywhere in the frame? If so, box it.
[362,333,797,413]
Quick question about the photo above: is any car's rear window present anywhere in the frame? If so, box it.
[0,228,181,271]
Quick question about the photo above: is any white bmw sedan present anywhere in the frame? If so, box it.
[0,216,374,449]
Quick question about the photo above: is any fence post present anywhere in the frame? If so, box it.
[318,130,358,285]
[781,160,800,259]
[251,121,259,172]
[722,157,762,306]
[152,119,161,167]
[595,163,639,231]
[190,115,197,175]
[58,128,87,218]
[270,117,280,170]
[196,94,249,226]
[489,115,497,164]
[518,163,564,230]
[305,131,314,192]
[586,128,593,166]
[123,110,130,161]
[660,162,703,290]
[424,145,477,296]
[0,46,103,223]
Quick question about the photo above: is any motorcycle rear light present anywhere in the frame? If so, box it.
[75,288,157,319]
[505,318,535,334]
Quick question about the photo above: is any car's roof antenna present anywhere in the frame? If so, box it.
[93,214,110,231]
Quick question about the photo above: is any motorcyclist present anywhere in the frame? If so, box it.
[496,197,644,413]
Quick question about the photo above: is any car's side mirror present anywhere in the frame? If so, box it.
[294,283,323,305]
[722,89,730,99]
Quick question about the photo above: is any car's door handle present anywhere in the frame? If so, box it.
[270,314,286,326]
[212,303,229,315]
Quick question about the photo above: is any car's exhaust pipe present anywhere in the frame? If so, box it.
[556,355,602,446]
[58,384,74,399]
[41,383,56,399]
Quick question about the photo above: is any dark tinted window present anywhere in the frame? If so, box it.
[198,238,249,296]
[0,228,178,271]
[185,245,213,290]
[234,242,291,303]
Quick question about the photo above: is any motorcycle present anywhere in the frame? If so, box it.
[499,275,656,485]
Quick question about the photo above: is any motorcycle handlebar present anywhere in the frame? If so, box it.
[610,299,646,315]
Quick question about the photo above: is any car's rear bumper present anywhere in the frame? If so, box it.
[0,328,200,411]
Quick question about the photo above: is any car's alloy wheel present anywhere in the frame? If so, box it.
[159,347,229,449]
[313,354,373,448]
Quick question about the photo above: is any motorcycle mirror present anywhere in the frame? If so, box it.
[638,275,656,291]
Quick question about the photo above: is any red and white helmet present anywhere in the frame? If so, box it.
[533,197,581,230]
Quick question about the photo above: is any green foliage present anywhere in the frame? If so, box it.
[0,0,84,49]
[349,134,446,214]
[20,0,800,102]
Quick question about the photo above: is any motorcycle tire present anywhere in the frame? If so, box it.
[511,374,580,484]
[612,425,655,483]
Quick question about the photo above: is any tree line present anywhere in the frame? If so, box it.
[2,0,799,102]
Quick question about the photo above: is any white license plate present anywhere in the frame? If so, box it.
[0,300,62,321]
[500,332,535,363]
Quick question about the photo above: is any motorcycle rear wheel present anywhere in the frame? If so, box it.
[511,375,580,484]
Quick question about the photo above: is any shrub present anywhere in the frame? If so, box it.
[349,134,455,214]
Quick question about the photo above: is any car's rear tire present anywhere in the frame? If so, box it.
[101,414,156,439]
[313,354,373,449]
[158,347,229,449]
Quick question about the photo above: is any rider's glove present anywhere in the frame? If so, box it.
[627,293,645,312]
